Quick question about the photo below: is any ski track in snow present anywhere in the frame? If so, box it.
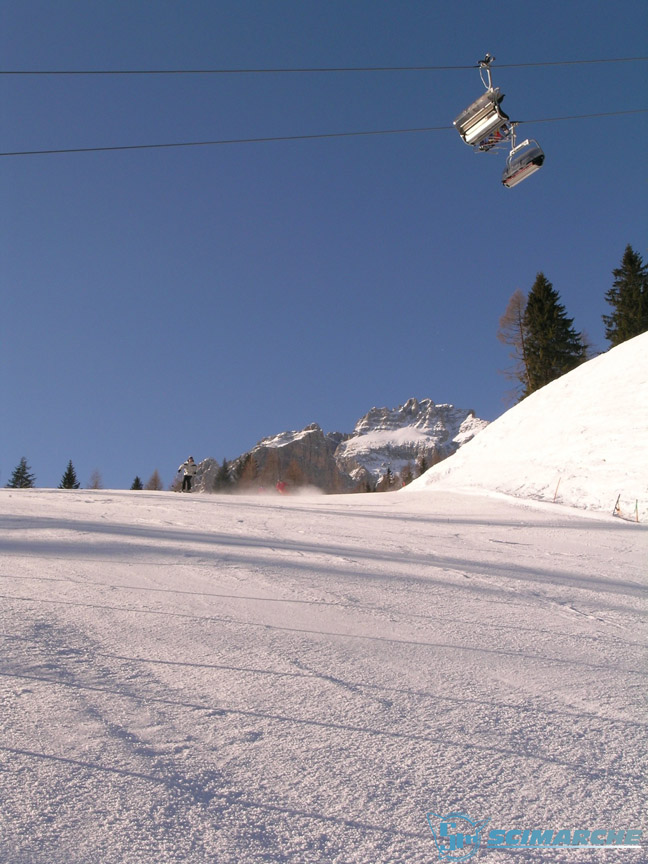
[0,488,646,864]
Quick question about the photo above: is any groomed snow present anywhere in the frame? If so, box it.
[1,337,646,862]
[408,333,648,522]
[0,483,645,863]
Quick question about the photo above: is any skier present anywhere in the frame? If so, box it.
[177,456,198,492]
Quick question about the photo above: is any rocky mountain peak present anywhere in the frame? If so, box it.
[195,398,488,493]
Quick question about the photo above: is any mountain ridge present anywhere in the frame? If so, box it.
[194,398,488,493]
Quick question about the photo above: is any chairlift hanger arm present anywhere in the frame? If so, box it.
[478,54,495,91]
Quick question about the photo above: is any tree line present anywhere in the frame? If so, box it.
[4,458,164,491]
[4,453,434,493]
[205,451,436,495]
[7,246,646,490]
[498,244,647,401]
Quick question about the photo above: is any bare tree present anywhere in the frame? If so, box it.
[401,463,414,486]
[88,469,103,490]
[497,288,530,402]
[233,453,259,490]
[144,469,164,491]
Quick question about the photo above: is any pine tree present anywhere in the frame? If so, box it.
[213,459,231,492]
[377,467,394,492]
[416,454,429,477]
[59,460,80,489]
[522,273,586,396]
[6,457,36,488]
[131,476,144,490]
[603,245,648,347]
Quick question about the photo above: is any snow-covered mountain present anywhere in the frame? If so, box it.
[408,332,648,520]
[196,424,352,493]
[196,398,487,492]
[336,398,488,483]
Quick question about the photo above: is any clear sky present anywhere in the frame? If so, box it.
[2,0,647,490]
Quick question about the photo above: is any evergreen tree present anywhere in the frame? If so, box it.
[6,457,36,488]
[603,245,648,347]
[522,273,586,396]
[213,459,231,492]
[131,476,144,490]
[377,467,394,492]
[416,454,429,477]
[59,460,80,489]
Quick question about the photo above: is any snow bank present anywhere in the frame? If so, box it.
[408,333,648,521]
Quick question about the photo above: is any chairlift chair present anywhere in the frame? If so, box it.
[453,54,511,150]
[502,138,545,188]
[453,88,511,149]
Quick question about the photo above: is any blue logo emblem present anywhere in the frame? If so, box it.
[426,812,490,861]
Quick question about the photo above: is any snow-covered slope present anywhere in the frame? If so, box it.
[1,339,646,863]
[408,333,648,520]
[0,487,645,863]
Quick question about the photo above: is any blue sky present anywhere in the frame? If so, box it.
[2,1,647,489]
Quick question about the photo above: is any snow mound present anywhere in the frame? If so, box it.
[407,333,648,521]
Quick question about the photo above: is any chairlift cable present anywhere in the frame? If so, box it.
[1,57,647,76]
[0,125,451,157]
[1,109,645,158]
[519,108,648,124]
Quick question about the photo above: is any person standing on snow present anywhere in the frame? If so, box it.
[178,456,198,492]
